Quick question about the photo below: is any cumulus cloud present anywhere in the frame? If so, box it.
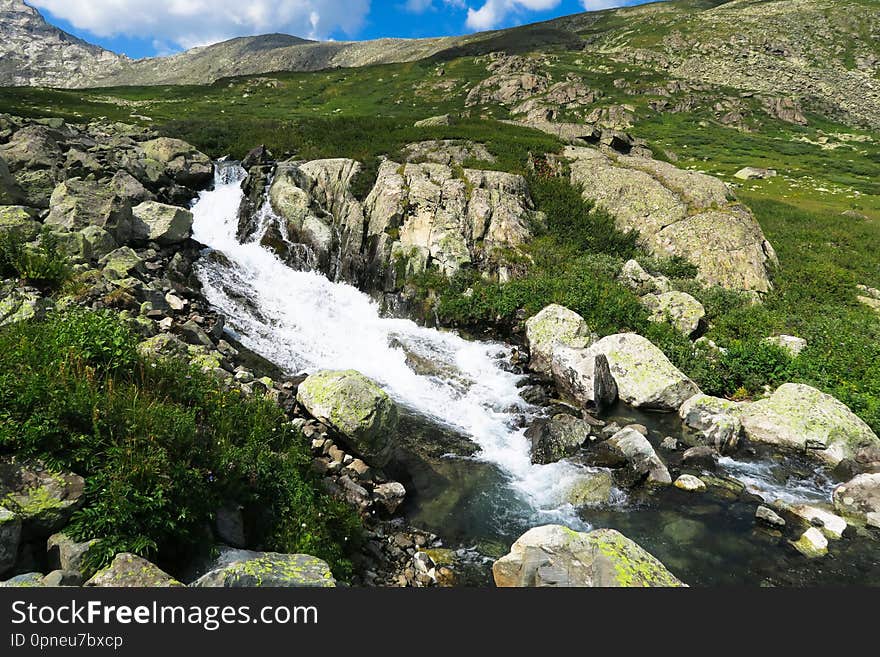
[28,0,371,49]
[580,1,626,10]
[465,0,560,31]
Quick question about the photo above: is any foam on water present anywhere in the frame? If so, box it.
[191,165,590,528]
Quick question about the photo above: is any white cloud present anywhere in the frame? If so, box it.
[405,0,466,13]
[465,0,560,31]
[580,1,626,10]
[28,0,371,49]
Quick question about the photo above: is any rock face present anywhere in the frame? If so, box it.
[740,384,880,466]
[526,414,592,465]
[493,525,684,587]
[833,473,880,528]
[566,146,777,293]
[0,458,85,538]
[297,370,399,467]
[131,201,193,244]
[192,550,336,588]
[525,304,595,376]
[85,553,183,587]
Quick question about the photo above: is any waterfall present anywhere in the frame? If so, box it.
[191,164,592,532]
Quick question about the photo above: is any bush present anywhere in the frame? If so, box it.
[0,310,361,577]
[0,227,70,290]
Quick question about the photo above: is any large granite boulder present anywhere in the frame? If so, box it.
[191,550,336,588]
[526,413,592,465]
[678,394,743,453]
[525,304,595,376]
[642,291,706,337]
[493,525,685,587]
[45,178,134,243]
[141,137,212,188]
[739,384,880,466]
[131,201,193,244]
[597,426,672,485]
[0,458,85,538]
[297,370,399,467]
[833,473,880,528]
[85,553,184,587]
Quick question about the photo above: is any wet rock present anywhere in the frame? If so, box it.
[833,473,880,528]
[678,394,743,453]
[781,504,847,539]
[85,553,184,587]
[0,457,85,538]
[674,474,706,492]
[681,446,719,471]
[756,505,786,528]
[740,383,880,466]
[373,482,407,515]
[214,505,246,548]
[525,304,595,376]
[0,507,21,576]
[564,470,614,506]
[192,549,335,587]
[600,427,671,486]
[527,413,592,465]
[131,201,193,244]
[297,370,399,468]
[642,291,705,337]
[46,532,99,577]
[493,525,685,587]
[791,528,828,559]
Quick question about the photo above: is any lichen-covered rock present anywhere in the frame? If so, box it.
[46,532,99,577]
[297,370,399,467]
[191,550,336,588]
[0,572,45,588]
[137,333,189,360]
[0,506,21,576]
[526,413,592,465]
[791,528,828,559]
[131,201,194,244]
[493,525,685,587]
[678,394,743,453]
[525,304,595,376]
[833,473,880,528]
[0,156,25,205]
[564,470,614,506]
[601,426,672,485]
[402,139,495,166]
[0,205,40,240]
[740,384,880,465]
[0,457,84,538]
[45,178,134,243]
[141,137,212,188]
[99,246,144,280]
[85,553,183,587]
[618,259,671,295]
[642,291,705,337]
[567,146,776,293]
[0,289,42,328]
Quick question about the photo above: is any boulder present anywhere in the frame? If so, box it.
[674,474,707,492]
[734,167,777,180]
[0,289,42,328]
[46,532,99,577]
[414,114,452,127]
[99,246,144,280]
[0,573,45,588]
[0,205,40,241]
[764,334,807,357]
[373,482,407,515]
[85,553,183,587]
[141,137,213,188]
[642,291,705,337]
[45,178,133,243]
[756,505,786,528]
[597,427,671,485]
[297,370,399,467]
[0,155,24,205]
[131,201,193,244]
[525,304,595,376]
[791,528,828,558]
[833,473,880,528]
[191,550,336,588]
[493,525,685,587]
[526,413,592,465]
[0,125,63,172]
[214,505,246,548]
[681,446,719,471]
[550,347,619,409]
[618,259,671,295]
[564,470,614,506]
[678,394,742,453]
[739,384,880,465]
[0,458,85,538]
[0,507,21,576]
[780,504,847,539]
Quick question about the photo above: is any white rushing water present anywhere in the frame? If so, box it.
[191,165,591,528]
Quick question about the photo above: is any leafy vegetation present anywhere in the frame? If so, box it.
[0,309,361,577]
[0,227,70,290]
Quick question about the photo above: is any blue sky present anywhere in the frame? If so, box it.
[27,0,657,59]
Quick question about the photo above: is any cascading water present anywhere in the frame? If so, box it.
[191,163,593,536]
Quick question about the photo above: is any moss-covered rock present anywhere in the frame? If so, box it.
[678,394,743,453]
[740,383,880,466]
[833,473,880,529]
[131,201,194,244]
[564,470,614,506]
[191,550,336,588]
[0,457,84,538]
[0,506,21,577]
[99,246,144,281]
[85,553,184,587]
[0,289,42,328]
[0,205,40,240]
[525,304,595,376]
[791,527,828,558]
[642,290,705,337]
[297,370,398,467]
[141,137,212,188]
[493,525,685,587]
[526,413,592,465]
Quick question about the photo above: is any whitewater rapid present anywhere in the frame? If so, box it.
[191,165,591,528]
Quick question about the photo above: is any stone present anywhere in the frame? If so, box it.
[674,474,706,492]
[179,320,214,348]
[0,289,42,328]
[131,201,194,244]
[681,446,719,471]
[618,259,671,295]
[373,482,407,515]
[527,414,591,465]
[740,383,880,466]
[0,205,40,240]
[141,137,213,188]
[493,525,685,587]
[297,370,399,468]
[0,506,21,576]
[756,505,786,528]
[414,114,452,127]
[678,394,743,453]
[99,246,144,280]
[784,504,847,539]
[40,570,83,587]
[0,572,45,588]
[642,291,706,337]
[833,473,880,527]
[0,457,85,538]
[791,528,828,558]
[734,167,777,180]
[191,550,335,587]
[525,304,595,376]
[85,553,184,587]
[764,334,807,357]
[660,436,678,450]
[564,470,614,506]
[0,155,24,205]
[214,505,246,548]
[602,427,671,485]
[45,178,134,244]
[46,532,99,577]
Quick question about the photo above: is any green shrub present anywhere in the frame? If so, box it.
[0,227,70,289]
[0,310,361,578]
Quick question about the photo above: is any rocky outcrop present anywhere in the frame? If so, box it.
[525,304,595,376]
[740,383,880,466]
[493,525,685,587]
[192,549,336,587]
[297,370,399,468]
[85,553,183,587]
[566,146,777,293]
